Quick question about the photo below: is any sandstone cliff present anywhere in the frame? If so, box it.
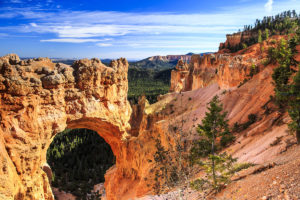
[219,31,256,51]
[170,36,280,92]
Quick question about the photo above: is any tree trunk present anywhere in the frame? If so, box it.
[211,139,216,187]
[296,130,300,144]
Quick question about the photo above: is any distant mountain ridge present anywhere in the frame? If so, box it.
[131,52,213,70]
[147,54,192,63]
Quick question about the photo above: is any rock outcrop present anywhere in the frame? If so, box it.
[170,36,278,92]
[0,54,133,200]
[219,31,256,51]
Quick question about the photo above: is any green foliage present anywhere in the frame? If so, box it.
[190,96,235,192]
[260,45,265,53]
[270,38,297,108]
[249,64,259,78]
[129,59,177,70]
[196,96,234,147]
[237,78,249,88]
[190,153,236,192]
[221,10,300,53]
[152,136,190,197]
[128,67,171,104]
[267,27,300,143]
[258,29,263,43]
[268,39,295,66]
[288,65,300,143]
[228,162,256,174]
[242,43,247,49]
[190,139,211,162]
[265,28,270,40]
[231,114,257,132]
[47,129,115,199]
[152,139,176,194]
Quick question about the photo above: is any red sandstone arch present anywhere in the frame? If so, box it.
[0,54,133,200]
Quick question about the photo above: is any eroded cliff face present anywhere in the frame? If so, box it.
[0,54,134,200]
[170,37,277,92]
[219,31,255,51]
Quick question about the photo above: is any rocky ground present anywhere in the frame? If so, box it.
[137,144,300,200]
[217,144,300,200]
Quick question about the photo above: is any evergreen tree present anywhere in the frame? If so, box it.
[265,28,269,40]
[258,29,262,43]
[288,65,300,143]
[271,39,294,108]
[190,96,235,191]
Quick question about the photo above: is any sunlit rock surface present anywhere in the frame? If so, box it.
[0,54,134,200]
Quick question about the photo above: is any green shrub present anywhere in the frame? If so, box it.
[228,162,256,174]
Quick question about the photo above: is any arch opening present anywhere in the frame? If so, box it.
[46,128,115,199]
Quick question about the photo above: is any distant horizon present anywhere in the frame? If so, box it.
[14,51,210,61]
[1,0,300,59]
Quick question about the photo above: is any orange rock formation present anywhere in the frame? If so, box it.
[0,54,133,200]
[170,36,279,92]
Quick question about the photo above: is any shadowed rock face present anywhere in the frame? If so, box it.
[0,54,133,200]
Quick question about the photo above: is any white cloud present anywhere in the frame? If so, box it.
[23,24,237,38]
[97,43,112,47]
[265,0,274,13]
[40,38,108,43]
[30,22,37,27]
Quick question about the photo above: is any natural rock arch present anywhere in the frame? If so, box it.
[0,54,133,200]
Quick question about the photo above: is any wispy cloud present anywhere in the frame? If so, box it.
[0,0,299,59]
[29,22,37,27]
[97,43,112,47]
[265,0,274,13]
[23,23,237,38]
[41,38,110,43]
[10,0,22,3]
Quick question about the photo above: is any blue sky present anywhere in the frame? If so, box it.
[0,0,300,60]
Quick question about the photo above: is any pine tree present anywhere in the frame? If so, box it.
[271,39,294,108]
[265,28,269,40]
[190,96,235,191]
[288,65,300,143]
[258,29,262,43]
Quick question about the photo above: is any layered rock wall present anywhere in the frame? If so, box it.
[219,31,256,51]
[170,39,271,92]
